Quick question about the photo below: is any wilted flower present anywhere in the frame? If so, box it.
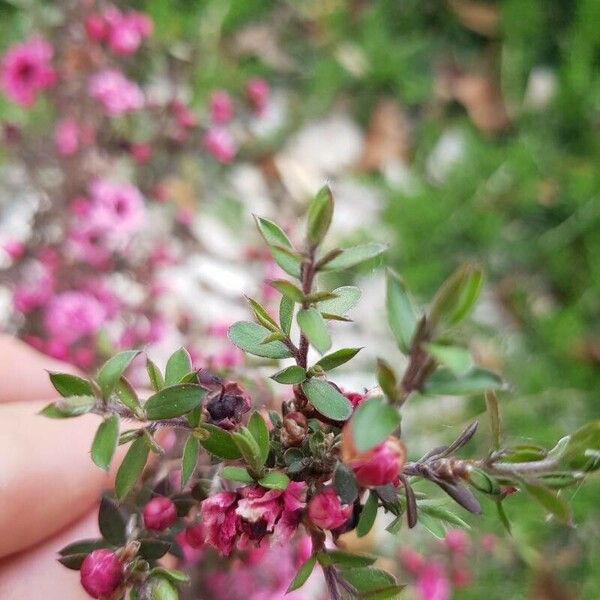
[280,411,308,447]
[80,549,123,599]
[200,491,239,556]
[307,488,352,530]
[88,69,144,116]
[1,38,56,107]
[205,381,251,429]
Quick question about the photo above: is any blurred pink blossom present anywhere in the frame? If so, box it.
[415,563,450,600]
[210,90,234,124]
[203,127,237,164]
[88,179,146,236]
[2,239,25,260]
[54,118,79,156]
[43,291,107,344]
[1,38,56,107]
[88,69,144,116]
[103,7,153,56]
[246,78,269,115]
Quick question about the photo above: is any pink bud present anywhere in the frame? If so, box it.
[210,90,234,124]
[185,523,206,548]
[348,437,405,487]
[80,549,123,598]
[307,488,352,530]
[344,391,365,409]
[143,497,177,531]
[444,529,469,554]
[203,127,237,164]
[84,14,107,42]
[245,78,269,115]
[399,548,424,575]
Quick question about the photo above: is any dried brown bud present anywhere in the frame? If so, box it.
[280,411,308,447]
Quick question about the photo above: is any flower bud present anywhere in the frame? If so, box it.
[307,488,352,530]
[203,127,236,164]
[210,90,234,124]
[143,497,177,531]
[205,382,251,429]
[246,78,269,114]
[280,411,308,447]
[347,437,406,487]
[344,391,365,409]
[80,549,123,598]
[444,529,469,554]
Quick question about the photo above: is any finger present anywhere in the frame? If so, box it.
[0,510,97,600]
[0,400,121,559]
[0,334,81,404]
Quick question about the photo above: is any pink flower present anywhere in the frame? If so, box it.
[200,491,240,556]
[399,548,425,576]
[210,90,234,124]
[307,488,351,530]
[88,179,146,236]
[80,549,123,599]
[54,118,80,156]
[246,78,269,115]
[84,14,108,42]
[12,266,54,313]
[170,100,198,129]
[1,38,56,107]
[43,291,106,344]
[104,8,153,56]
[203,127,237,164]
[68,223,112,268]
[2,239,24,260]
[347,437,405,487]
[444,529,469,554]
[88,69,144,116]
[143,497,177,531]
[415,563,450,600]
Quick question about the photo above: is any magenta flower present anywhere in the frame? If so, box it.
[88,69,144,116]
[88,179,146,236]
[104,7,153,56]
[84,14,108,43]
[200,491,240,556]
[210,90,234,124]
[1,38,56,107]
[80,549,123,599]
[307,488,352,530]
[42,291,107,344]
[143,497,177,531]
[68,223,112,268]
[415,562,451,600]
[203,127,237,164]
[347,437,405,487]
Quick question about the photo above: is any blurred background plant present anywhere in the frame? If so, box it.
[1,1,598,599]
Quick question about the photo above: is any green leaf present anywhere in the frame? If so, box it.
[247,297,279,332]
[423,367,503,396]
[351,397,401,453]
[429,264,483,329]
[270,280,305,303]
[279,295,294,336]
[485,391,502,450]
[181,435,199,488]
[321,243,387,271]
[287,555,317,593]
[221,466,255,484]
[254,215,301,278]
[317,286,361,316]
[524,482,572,524]
[360,586,405,600]
[317,550,376,568]
[386,270,417,354]
[333,462,358,504]
[146,358,164,392]
[376,358,400,403]
[115,436,150,500]
[271,365,306,384]
[337,567,397,594]
[116,377,141,415]
[418,502,471,530]
[97,350,140,399]
[149,568,190,585]
[258,470,290,490]
[357,491,379,538]
[91,415,120,471]
[144,384,205,420]
[228,321,292,359]
[58,539,108,557]
[424,343,473,376]
[302,379,353,421]
[138,538,171,560]
[165,348,192,386]
[495,500,512,534]
[48,372,93,397]
[306,184,334,247]
[198,424,241,459]
[40,395,95,418]
[297,308,331,354]
[561,421,600,471]
[315,347,362,371]
[248,411,270,466]
[98,495,126,545]
[150,577,178,600]
[232,428,263,471]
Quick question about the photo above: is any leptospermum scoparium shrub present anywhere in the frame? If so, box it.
[43,187,600,599]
